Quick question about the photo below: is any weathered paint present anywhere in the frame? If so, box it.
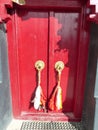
[7,0,90,121]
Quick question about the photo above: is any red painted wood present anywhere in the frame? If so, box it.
[7,15,21,117]
[15,11,49,113]
[16,113,81,122]
[7,0,90,121]
[73,8,90,117]
[0,0,12,23]
[18,0,82,9]
[48,12,80,113]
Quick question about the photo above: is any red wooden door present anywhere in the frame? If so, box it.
[16,10,79,113]
[7,3,89,121]
[17,11,49,113]
[49,12,79,112]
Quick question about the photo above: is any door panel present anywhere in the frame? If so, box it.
[7,5,89,120]
[16,11,80,113]
[49,12,79,112]
[17,11,49,113]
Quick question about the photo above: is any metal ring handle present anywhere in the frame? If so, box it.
[55,61,64,72]
[35,60,45,71]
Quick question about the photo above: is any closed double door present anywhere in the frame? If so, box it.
[8,8,88,120]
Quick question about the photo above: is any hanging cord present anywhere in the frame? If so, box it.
[38,70,41,86]
[58,71,61,86]
[55,70,62,111]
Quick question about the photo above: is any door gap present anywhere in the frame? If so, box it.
[46,11,50,112]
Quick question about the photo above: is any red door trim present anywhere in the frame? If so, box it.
[73,7,89,118]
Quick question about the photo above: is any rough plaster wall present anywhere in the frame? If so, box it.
[93,25,98,130]
[0,24,12,130]
[82,23,98,130]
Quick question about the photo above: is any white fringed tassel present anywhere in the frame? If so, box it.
[33,85,41,110]
[55,85,62,110]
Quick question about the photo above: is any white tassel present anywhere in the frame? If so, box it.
[33,85,41,110]
[56,86,62,110]
[32,60,46,110]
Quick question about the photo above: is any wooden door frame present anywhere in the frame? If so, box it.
[7,2,90,121]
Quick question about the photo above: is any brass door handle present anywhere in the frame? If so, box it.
[55,61,64,73]
[35,60,45,86]
[35,60,45,71]
[55,61,64,86]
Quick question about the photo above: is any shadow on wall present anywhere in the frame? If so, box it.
[0,24,12,130]
[82,23,98,130]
